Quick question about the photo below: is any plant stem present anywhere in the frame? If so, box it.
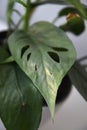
[23,0,31,32]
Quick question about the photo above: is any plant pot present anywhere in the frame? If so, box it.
[0,31,8,46]
[0,30,72,106]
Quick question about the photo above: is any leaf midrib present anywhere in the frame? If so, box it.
[29,35,55,99]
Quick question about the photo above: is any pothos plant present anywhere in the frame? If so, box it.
[0,0,87,130]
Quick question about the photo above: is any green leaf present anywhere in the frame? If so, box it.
[69,60,87,101]
[48,0,87,19]
[7,1,15,24]
[58,7,81,17]
[8,21,76,118]
[8,0,27,7]
[0,48,14,64]
[0,49,42,130]
[7,0,26,26]
[0,47,9,61]
[66,0,87,19]
[31,0,69,6]
[0,56,14,64]
[60,15,85,35]
[67,15,85,35]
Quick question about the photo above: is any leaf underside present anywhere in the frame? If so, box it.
[8,21,76,118]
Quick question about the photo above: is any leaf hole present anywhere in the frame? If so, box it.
[52,47,68,52]
[27,53,31,61]
[35,65,38,71]
[21,45,30,58]
[48,51,60,63]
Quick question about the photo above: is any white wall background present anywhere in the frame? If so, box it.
[0,1,87,130]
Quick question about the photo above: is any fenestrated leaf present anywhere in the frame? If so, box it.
[8,21,76,118]
[0,48,42,130]
[69,60,87,101]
